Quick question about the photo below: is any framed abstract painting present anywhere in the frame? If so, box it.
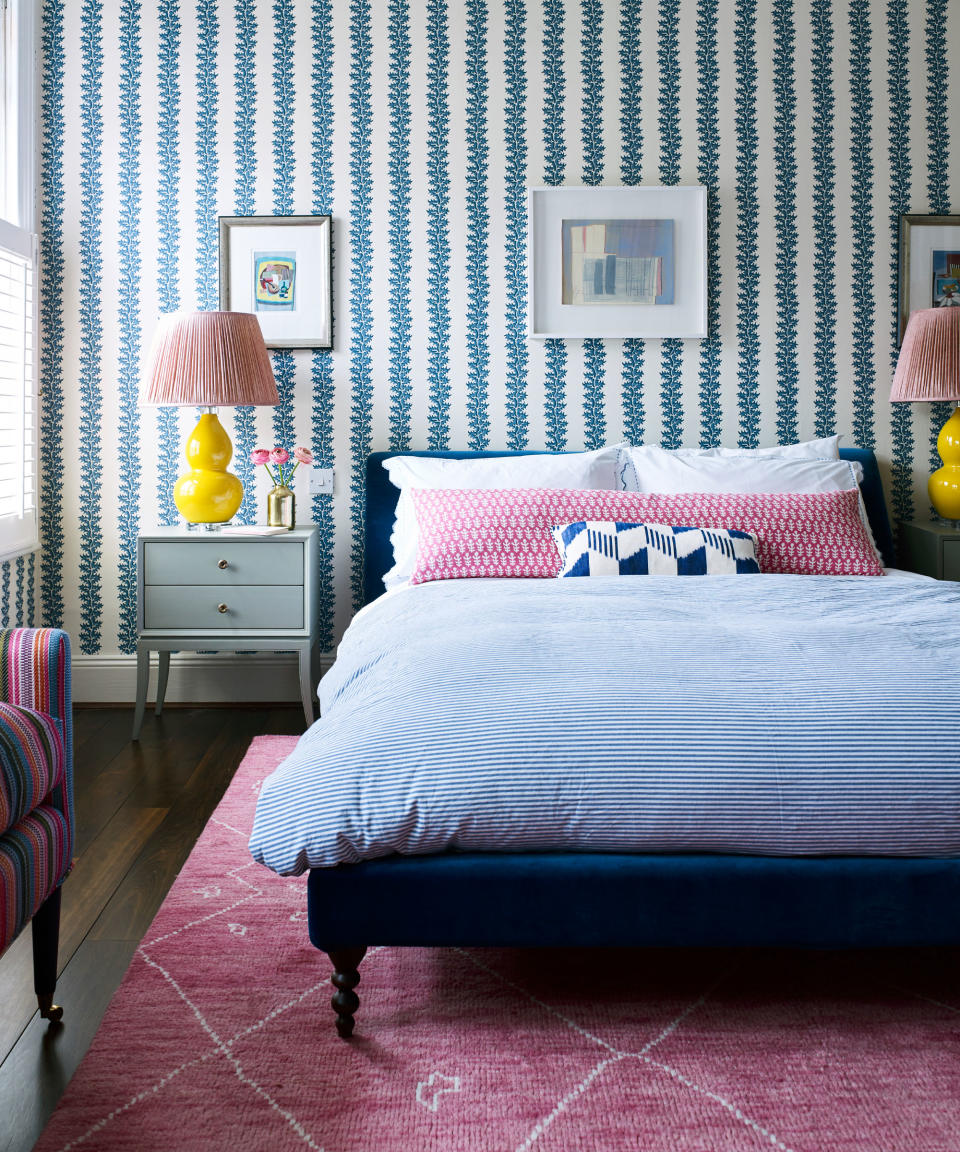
[219,215,333,350]
[897,214,960,345]
[527,186,707,339]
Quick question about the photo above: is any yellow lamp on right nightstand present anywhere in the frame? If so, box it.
[891,307,960,524]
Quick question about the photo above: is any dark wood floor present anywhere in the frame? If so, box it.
[0,704,305,1152]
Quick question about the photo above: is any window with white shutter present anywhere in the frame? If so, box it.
[0,221,37,560]
[0,0,39,562]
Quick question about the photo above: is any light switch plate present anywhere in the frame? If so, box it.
[309,468,334,496]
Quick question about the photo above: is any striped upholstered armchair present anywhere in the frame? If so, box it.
[0,628,73,1022]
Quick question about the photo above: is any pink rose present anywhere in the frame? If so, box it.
[250,448,271,465]
[294,446,313,465]
[270,447,290,465]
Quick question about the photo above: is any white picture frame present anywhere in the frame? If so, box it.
[219,215,333,350]
[528,185,707,339]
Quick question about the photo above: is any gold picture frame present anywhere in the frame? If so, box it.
[897,214,960,346]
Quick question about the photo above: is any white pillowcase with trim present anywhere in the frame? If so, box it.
[623,448,880,565]
[618,435,841,491]
[692,434,839,458]
[627,449,860,495]
[382,444,625,590]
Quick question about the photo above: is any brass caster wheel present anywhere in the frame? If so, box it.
[37,994,63,1023]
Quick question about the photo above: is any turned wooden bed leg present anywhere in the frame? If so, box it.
[327,947,367,1038]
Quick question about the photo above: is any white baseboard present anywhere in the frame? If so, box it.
[72,651,334,705]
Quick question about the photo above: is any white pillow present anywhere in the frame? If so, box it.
[382,444,625,589]
[625,449,880,565]
[627,449,860,495]
[689,435,840,459]
[619,436,841,490]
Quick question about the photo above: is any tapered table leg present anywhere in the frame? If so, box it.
[132,644,150,740]
[299,643,316,728]
[155,650,170,716]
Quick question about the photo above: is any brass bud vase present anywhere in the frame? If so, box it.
[267,484,295,529]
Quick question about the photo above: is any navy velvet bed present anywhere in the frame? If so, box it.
[307,448,960,1038]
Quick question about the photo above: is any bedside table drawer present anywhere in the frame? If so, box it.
[143,540,304,586]
[143,585,304,630]
[944,541,960,582]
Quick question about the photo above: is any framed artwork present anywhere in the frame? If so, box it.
[897,214,960,345]
[219,215,332,349]
[528,186,707,339]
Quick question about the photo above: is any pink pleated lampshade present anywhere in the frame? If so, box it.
[142,311,279,407]
[890,307,960,402]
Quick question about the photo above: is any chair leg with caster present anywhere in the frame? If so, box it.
[32,887,63,1023]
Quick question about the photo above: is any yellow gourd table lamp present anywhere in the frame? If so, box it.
[142,311,279,527]
[891,307,960,525]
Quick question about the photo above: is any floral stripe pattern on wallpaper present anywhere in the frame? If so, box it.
[31,0,958,654]
[888,0,912,522]
[117,0,142,656]
[465,0,490,451]
[810,0,837,439]
[657,0,683,449]
[38,0,64,632]
[156,0,182,526]
[78,0,104,653]
[231,0,258,524]
[388,0,413,451]
[310,0,335,650]
[694,0,721,449]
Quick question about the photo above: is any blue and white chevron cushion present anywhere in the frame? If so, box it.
[552,521,761,577]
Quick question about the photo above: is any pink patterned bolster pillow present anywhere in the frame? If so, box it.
[408,487,885,583]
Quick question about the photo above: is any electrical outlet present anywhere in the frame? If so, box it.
[309,467,334,496]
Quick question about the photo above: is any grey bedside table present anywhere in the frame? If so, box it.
[898,520,960,582]
[133,526,320,740]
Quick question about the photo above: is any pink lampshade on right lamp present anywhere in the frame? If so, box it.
[890,306,960,523]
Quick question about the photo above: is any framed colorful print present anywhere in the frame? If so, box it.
[219,215,332,349]
[897,214,960,346]
[528,186,707,339]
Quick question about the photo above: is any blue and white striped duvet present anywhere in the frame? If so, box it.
[249,575,960,875]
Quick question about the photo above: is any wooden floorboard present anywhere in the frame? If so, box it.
[73,711,227,850]
[0,933,33,1057]
[0,705,302,1152]
[71,707,111,747]
[60,805,169,957]
[90,709,300,944]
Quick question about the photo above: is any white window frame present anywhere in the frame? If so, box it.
[0,0,40,563]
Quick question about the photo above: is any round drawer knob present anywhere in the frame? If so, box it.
[218,559,229,570]
[217,603,228,614]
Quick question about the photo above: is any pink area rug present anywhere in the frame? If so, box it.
[37,735,960,1152]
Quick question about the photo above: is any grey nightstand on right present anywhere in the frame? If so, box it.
[898,520,960,582]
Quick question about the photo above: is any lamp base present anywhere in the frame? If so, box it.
[929,406,960,523]
[173,412,244,525]
[183,520,234,532]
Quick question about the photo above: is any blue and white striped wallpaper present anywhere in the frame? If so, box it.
[15,0,959,658]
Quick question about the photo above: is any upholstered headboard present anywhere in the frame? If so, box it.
[364,447,895,605]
